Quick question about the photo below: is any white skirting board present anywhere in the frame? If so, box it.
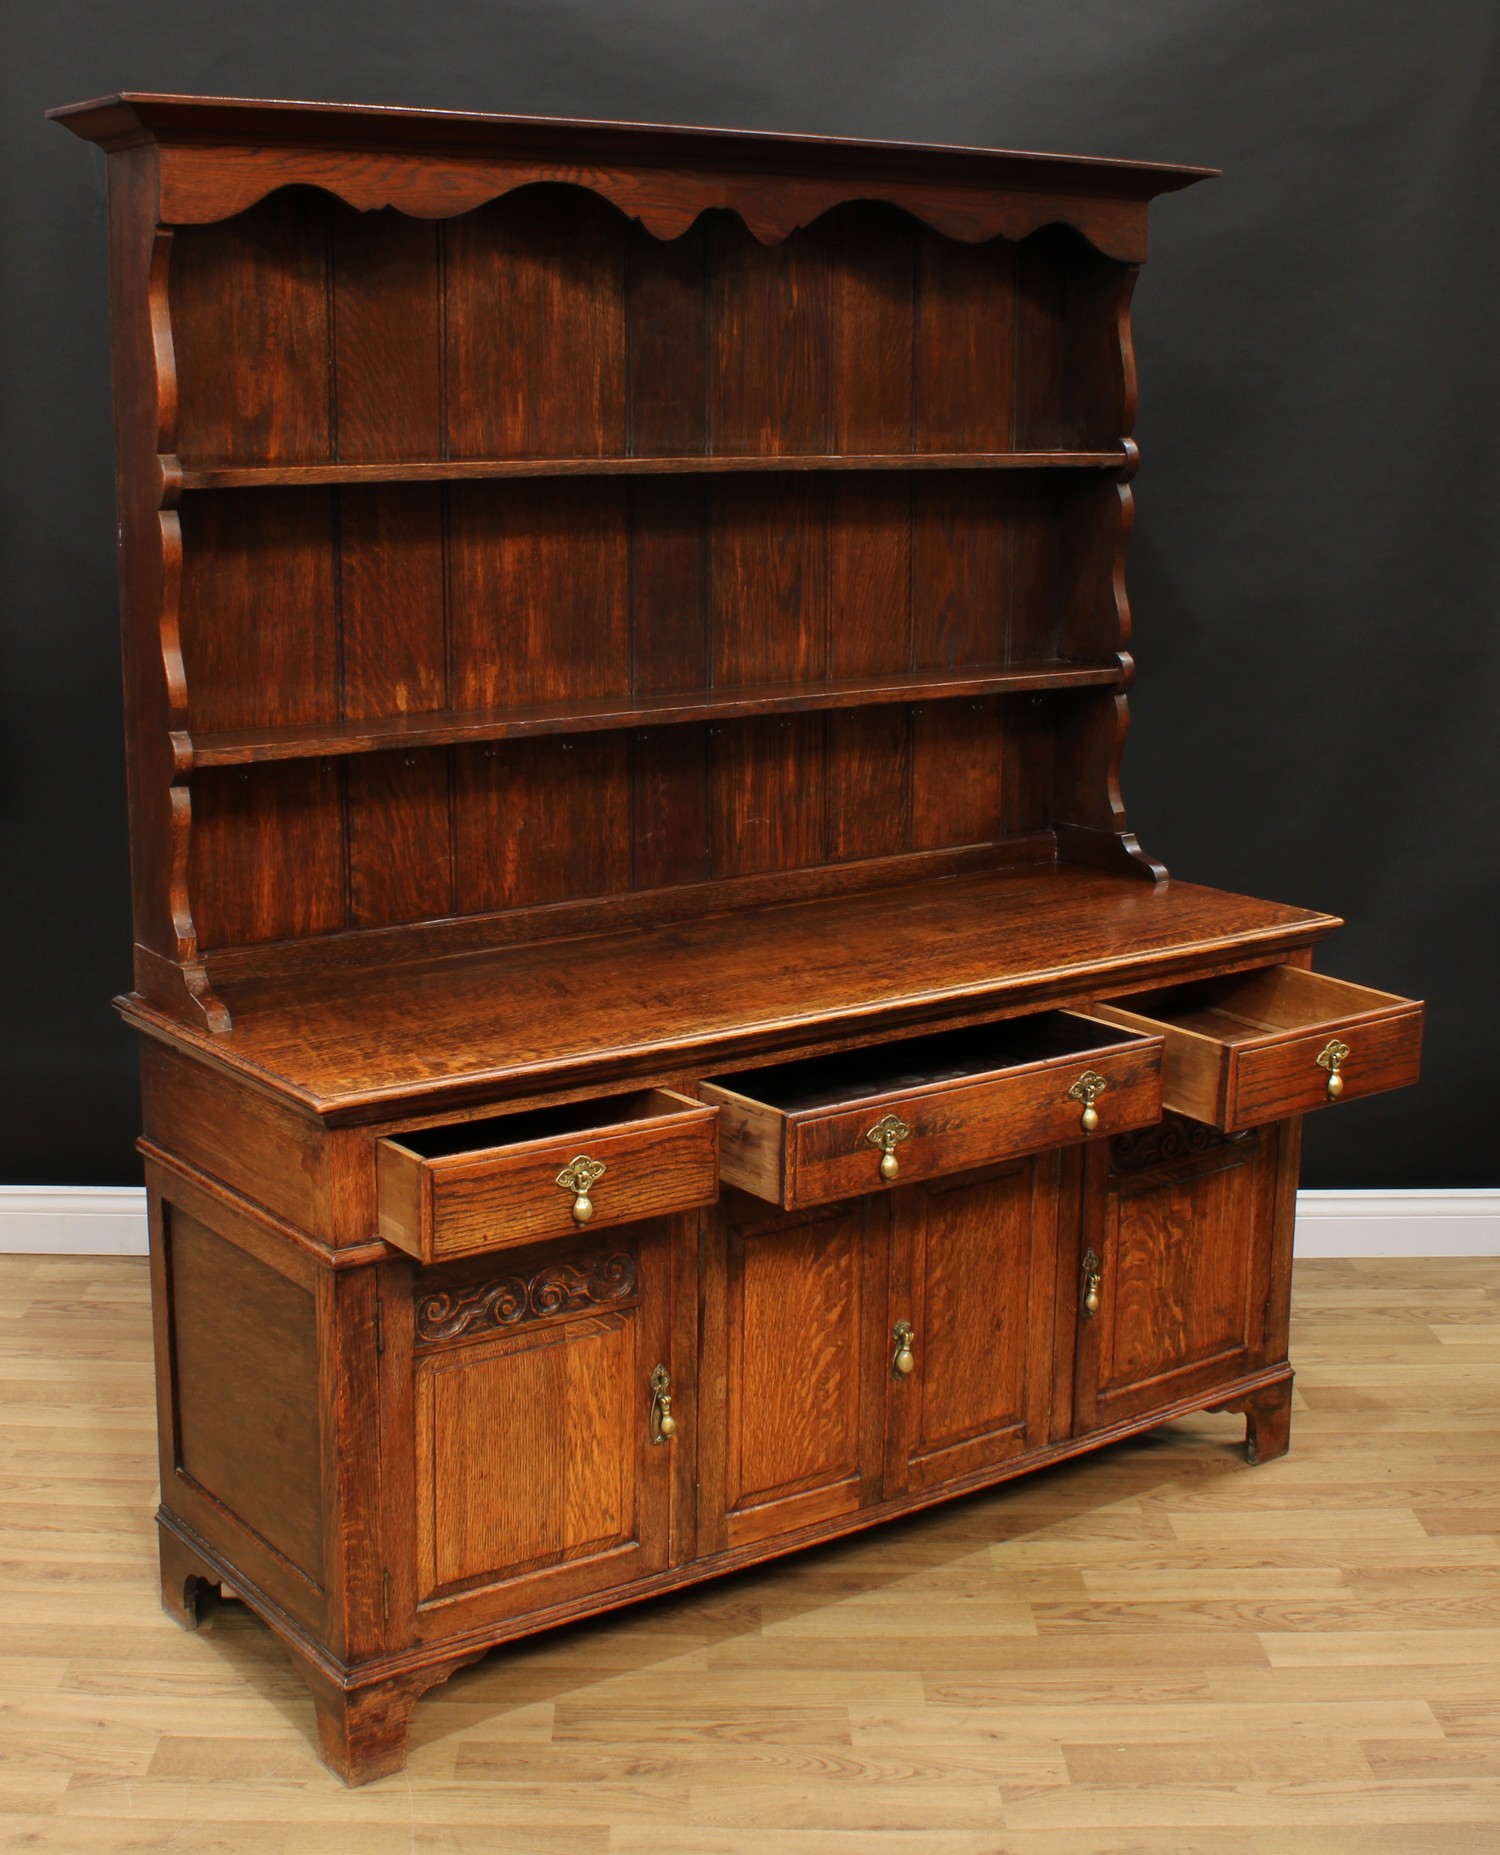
[0,1187,152,1256]
[1290,1190,1499,1258]
[0,1184,1495,1259]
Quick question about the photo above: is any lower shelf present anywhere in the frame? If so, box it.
[191,661,1125,768]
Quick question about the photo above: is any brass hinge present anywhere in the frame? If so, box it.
[382,1568,391,1623]
[374,1299,384,1356]
[1263,1292,1273,1338]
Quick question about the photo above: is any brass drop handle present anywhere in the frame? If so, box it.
[649,1364,677,1444]
[1081,1247,1103,1319]
[1067,1070,1108,1134]
[892,1319,916,1377]
[556,1155,606,1226]
[866,1112,912,1183]
[1316,1037,1350,1100]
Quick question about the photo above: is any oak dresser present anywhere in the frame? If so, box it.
[51,93,1424,1783]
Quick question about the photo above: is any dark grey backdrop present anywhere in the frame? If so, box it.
[4,1,1497,1187]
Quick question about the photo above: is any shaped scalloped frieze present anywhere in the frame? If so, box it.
[153,145,1151,260]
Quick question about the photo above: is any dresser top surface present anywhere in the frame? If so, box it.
[118,867,1339,1122]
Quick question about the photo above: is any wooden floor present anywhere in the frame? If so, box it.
[1,1256,1496,1852]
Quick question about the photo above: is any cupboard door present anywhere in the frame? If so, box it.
[885,1157,1060,1495]
[1073,1117,1282,1433]
[699,1194,887,1553]
[404,1228,674,1638]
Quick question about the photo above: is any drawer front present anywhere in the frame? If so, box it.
[788,1037,1161,1208]
[378,1090,718,1263]
[1227,1007,1423,1129]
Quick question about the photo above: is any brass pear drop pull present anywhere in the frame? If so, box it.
[1067,1070,1108,1134]
[1316,1038,1350,1100]
[866,1112,912,1182]
[1081,1248,1103,1319]
[649,1364,677,1444]
[556,1154,606,1225]
[892,1319,916,1377]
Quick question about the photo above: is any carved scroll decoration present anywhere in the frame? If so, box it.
[415,1248,638,1345]
[1109,1113,1254,1176]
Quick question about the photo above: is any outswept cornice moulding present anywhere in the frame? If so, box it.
[47,93,1217,257]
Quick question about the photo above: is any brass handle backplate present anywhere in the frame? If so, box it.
[1316,1038,1351,1100]
[1067,1070,1108,1134]
[866,1112,912,1183]
[556,1154,607,1225]
[1081,1247,1103,1319]
[649,1364,677,1444]
[892,1319,916,1378]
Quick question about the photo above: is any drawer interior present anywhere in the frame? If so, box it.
[391,1089,687,1162]
[1100,966,1409,1045]
[709,1011,1153,1115]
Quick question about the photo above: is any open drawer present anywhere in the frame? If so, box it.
[377,1089,719,1263]
[1089,965,1423,1132]
[701,1012,1163,1210]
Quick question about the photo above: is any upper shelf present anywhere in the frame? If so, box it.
[190,662,1126,769]
[172,449,1135,491]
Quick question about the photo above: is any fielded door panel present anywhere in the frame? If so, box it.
[1073,1118,1283,1434]
[396,1227,675,1641]
[699,1193,888,1554]
[884,1156,1062,1495]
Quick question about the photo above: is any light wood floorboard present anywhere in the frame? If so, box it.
[0,1255,1495,1851]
